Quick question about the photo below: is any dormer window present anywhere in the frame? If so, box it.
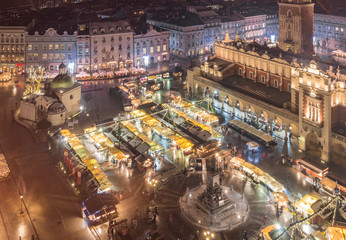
[100,28,105,33]
[126,26,131,30]
[92,29,97,34]
[117,27,122,31]
[110,27,114,32]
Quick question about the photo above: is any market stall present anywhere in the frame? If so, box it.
[228,119,276,146]
[259,174,285,192]
[294,193,322,216]
[171,98,219,126]
[82,192,118,225]
[246,141,260,152]
[320,177,346,196]
[230,157,245,169]
[326,227,346,240]
[241,161,266,182]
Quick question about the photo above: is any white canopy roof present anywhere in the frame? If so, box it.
[229,119,275,143]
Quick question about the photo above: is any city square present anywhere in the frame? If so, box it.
[0,0,345,239]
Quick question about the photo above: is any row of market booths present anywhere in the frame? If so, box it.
[261,192,346,240]
[60,129,124,225]
[170,98,219,127]
[261,225,346,240]
[228,156,346,240]
[294,158,346,198]
[228,119,277,147]
[75,68,146,81]
[129,109,195,157]
[230,157,286,193]
[160,103,222,144]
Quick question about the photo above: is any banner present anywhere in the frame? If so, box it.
[63,148,69,166]
[77,167,82,185]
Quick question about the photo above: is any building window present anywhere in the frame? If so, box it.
[150,46,154,53]
[28,53,32,61]
[249,72,253,79]
[143,48,146,54]
[137,49,140,55]
[50,65,53,71]
[261,75,265,83]
[42,54,47,61]
[274,80,278,88]
[33,54,38,61]
[55,54,59,60]
[61,54,65,60]
[288,84,291,92]
[61,45,65,50]
[67,45,72,50]
[55,44,59,50]
[239,68,242,75]
[163,44,167,52]
[68,54,72,60]
[34,45,38,51]
[49,54,53,60]
[157,45,161,52]
[43,45,47,51]
[28,45,32,51]
[49,45,53,51]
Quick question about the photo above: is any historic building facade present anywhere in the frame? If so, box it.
[134,28,169,67]
[278,0,314,54]
[187,35,346,163]
[0,26,26,74]
[25,28,77,74]
[89,20,134,71]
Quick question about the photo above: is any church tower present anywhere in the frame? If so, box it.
[278,0,314,55]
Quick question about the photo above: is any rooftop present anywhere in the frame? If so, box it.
[218,74,291,108]
[220,39,346,75]
[149,10,203,27]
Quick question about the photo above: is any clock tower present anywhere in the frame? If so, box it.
[278,0,314,55]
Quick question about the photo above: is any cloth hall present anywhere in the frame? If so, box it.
[187,0,346,163]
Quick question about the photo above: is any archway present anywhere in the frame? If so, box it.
[245,105,256,125]
[258,111,269,132]
[204,87,210,98]
[305,132,322,157]
[213,90,219,101]
[288,124,299,137]
[224,96,229,105]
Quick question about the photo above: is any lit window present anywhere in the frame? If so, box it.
[150,46,154,53]
[336,27,339,31]
[261,75,265,83]
[143,48,146,54]
[341,28,344,32]
[55,54,59,60]
[67,45,72,50]
[28,45,32,51]
[55,45,59,50]
[61,54,65,60]
[43,45,47,51]
[157,45,161,52]
[49,45,53,51]
[163,44,167,52]
[42,54,47,61]
[61,45,65,50]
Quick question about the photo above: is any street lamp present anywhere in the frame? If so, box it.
[20,195,23,214]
